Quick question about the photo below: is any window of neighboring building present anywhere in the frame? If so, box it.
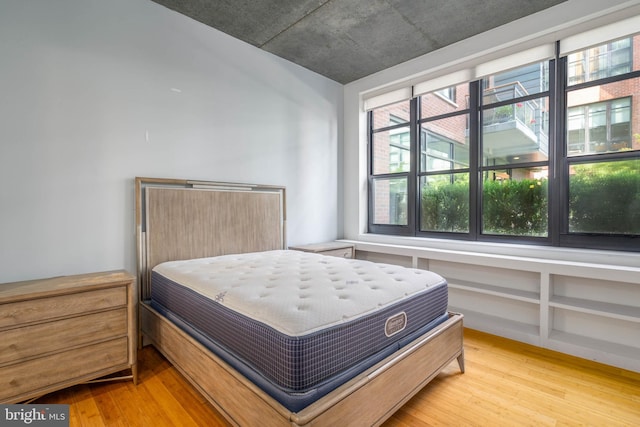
[367,33,640,251]
[567,37,633,85]
[567,98,632,155]
[435,86,457,103]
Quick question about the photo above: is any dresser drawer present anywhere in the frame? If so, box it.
[0,286,127,328]
[0,337,129,402]
[320,247,354,258]
[0,308,127,365]
[289,242,355,258]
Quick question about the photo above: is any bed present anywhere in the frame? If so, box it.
[135,177,464,426]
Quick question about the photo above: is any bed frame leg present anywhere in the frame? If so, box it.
[457,350,465,373]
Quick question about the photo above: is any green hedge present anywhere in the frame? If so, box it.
[421,181,469,232]
[420,164,639,236]
[420,179,547,236]
[570,165,640,234]
[482,179,548,236]
[420,178,548,235]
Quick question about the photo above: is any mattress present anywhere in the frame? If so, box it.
[150,250,448,411]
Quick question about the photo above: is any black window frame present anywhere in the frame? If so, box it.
[414,81,477,239]
[368,98,417,236]
[557,52,640,251]
[367,41,640,252]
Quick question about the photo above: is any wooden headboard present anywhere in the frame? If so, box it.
[135,177,286,300]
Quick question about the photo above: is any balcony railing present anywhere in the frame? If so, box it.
[483,82,542,134]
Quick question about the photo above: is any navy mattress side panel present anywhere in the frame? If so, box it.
[150,302,449,412]
[150,270,448,393]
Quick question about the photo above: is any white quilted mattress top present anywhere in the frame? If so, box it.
[152,250,446,336]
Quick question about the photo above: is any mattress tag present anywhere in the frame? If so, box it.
[384,312,407,337]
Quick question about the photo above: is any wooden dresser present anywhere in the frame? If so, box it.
[0,270,136,403]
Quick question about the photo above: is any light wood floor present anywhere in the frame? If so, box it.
[34,329,640,426]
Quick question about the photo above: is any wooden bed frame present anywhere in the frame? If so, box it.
[135,177,464,426]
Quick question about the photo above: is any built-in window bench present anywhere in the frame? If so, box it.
[342,240,640,373]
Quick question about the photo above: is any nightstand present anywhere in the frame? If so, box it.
[289,242,355,259]
[0,270,137,403]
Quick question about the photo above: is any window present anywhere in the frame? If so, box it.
[435,86,456,103]
[367,33,640,251]
[419,82,471,234]
[369,100,412,228]
[567,38,632,85]
[567,98,631,155]
[563,35,640,242]
[568,159,640,235]
[481,62,550,238]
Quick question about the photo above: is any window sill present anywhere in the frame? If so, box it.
[341,234,640,271]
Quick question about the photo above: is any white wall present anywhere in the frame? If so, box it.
[342,0,640,267]
[0,0,343,283]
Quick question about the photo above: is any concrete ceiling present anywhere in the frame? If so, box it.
[150,0,567,84]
